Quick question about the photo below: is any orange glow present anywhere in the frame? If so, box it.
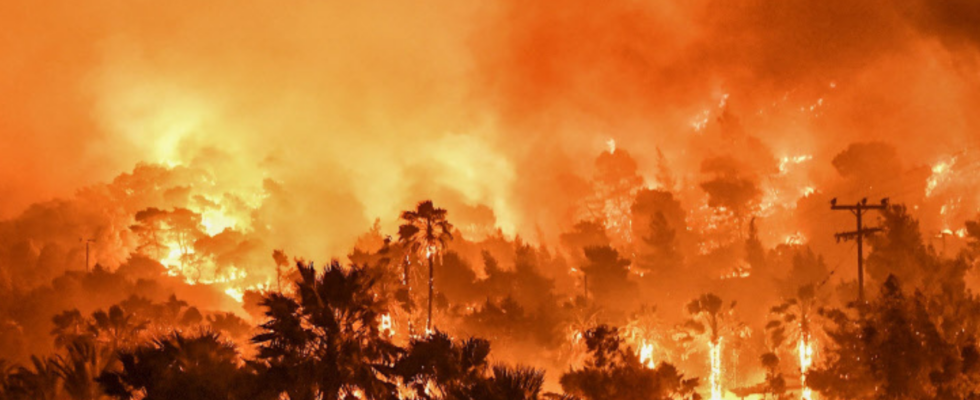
[710,339,723,400]
[380,313,395,337]
[799,335,815,400]
[4,3,980,399]
[639,342,657,369]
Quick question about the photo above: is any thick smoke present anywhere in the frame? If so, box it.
[4,3,980,396]
[4,0,980,248]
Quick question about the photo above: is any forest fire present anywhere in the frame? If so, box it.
[4,1,980,400]
[798,336,814,400]
[710,340,723,400]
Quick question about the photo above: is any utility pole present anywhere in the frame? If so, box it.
[831,198,888,303]
[81,238,95,272]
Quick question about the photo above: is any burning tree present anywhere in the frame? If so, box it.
[809,275,980,400]
[583,145,644,247]
[766,284,826,400]
[130,207,170,261]
[130,207,206,278]
[679,293,741,400]
[399,200,454,333]
[580,246,639,314]
[560,325,700,400]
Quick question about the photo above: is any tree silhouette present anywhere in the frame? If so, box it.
[560,325,699,400]
[97,330,272,400]
[89,305,147,351]
[398,200,454,333]
[448,365,546,400]
[678,293,741,400]
[251,261,402,400]
[395,330,546,400]
[581,246,638,313]
[809,275,980,400]
[766,284,825,400]
[394,330,490,399]
[3,356,63,400]
[53,338,115,400]
[168,208,205,279]
[130,208,169,261]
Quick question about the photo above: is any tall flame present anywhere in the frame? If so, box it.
[798,335,814,400]
[710,339,723,400]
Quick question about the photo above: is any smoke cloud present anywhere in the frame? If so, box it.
[3,0,980,256]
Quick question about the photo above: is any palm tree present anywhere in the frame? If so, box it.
[89,305,147,351]
[3,356,63,400]
[449,365,546,400]
[98,330,273,400]
[251,261,402,400]
[398,200,454,333]
[767,284,825,400]
[53,339,115,400]
[679,293,740,400]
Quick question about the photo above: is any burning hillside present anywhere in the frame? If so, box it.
[3,1,980,399]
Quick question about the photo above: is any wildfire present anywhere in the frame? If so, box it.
[710,339,723,400]
[638,342,656,369]
[778,155,813,175]
[798,335,815,400]
[200,207,238,236]
[224,287,245,303]
[784,232,807,246]
[380,313,395,337]
[926,155,960,197]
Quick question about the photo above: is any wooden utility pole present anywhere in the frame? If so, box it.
[831,198,888,303]
[81,238,95,272]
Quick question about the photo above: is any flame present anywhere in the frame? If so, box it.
[224,287,245,303]
[784,232,807,246]
[200,207,238,236]
[710,339,723,400]
[778,155,813,175]
[607,138,616,154]
[380,313,394,337]
[798,335,814,400]
[926,156,957,197]
[639,342,656,369]
[692,109,711,132]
